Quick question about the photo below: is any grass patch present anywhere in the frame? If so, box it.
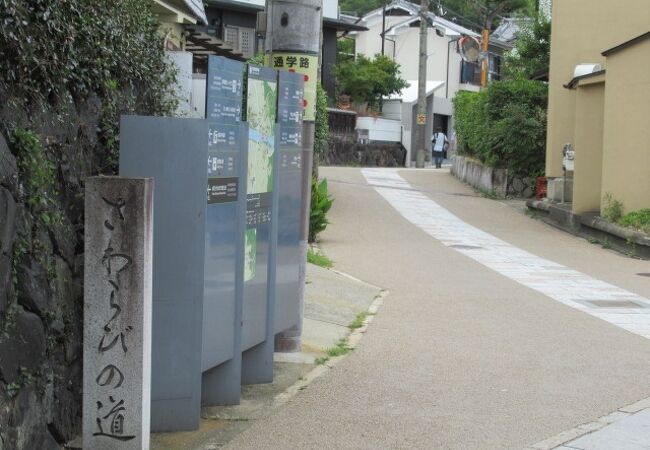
[326,338,352,358]
[307,247,333,268]
[478,188,498,199]
[315,356,329,365]
[348,311,373,330]
[602,192,624,222]
[587,236,614,250]
[524,208,538,219]
[618,209,650,234]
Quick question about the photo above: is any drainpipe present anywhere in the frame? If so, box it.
[386,36,396,59]
[446,36,460,98]
[446,40,451,98]
[381,4,386,55]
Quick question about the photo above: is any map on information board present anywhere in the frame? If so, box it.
[246,77,277,195]
[244,228,257,281]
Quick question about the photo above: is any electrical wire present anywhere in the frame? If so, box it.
[431,1,485,31]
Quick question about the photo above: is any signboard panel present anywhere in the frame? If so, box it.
[203,56,244,371]
[270,53,318,121]
[119,116,208,432]
[242,65,278,351]
[274,71,304,334]
[201,56,247,405]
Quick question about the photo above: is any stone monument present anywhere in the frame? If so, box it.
[83,177,153,449]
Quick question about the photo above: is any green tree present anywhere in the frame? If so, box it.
[438,0,529,31]
[333,54,408,110]
[503,15,551,79]
[339,0,384,17]
[337,38,356,64]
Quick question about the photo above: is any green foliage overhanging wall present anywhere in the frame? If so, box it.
[0,1,176,447]
[0,0,177,168]
[452,79,548,178]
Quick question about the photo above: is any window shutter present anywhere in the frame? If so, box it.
[239,28,255,58]
[224,26,239,50]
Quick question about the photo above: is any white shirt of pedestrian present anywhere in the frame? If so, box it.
[433,132,447,151]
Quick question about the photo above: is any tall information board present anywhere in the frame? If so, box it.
[241,65,279,383]
[201,56,248,405]
[274,71,304,335]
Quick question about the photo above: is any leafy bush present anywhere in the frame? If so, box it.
[314,83,330,156]
[452,79,547,177]
[309,177,334,243]
[333,54,408,111]
[619,209,650,234]
[602,192,624,223]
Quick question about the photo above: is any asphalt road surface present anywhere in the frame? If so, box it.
[226,167,650,450]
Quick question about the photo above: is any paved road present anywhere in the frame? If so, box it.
[227,167,650,450]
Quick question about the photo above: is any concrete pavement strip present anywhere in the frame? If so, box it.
[522,396,650,450]
[148,262,385,450]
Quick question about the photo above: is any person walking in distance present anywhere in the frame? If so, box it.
[431,127,448,169]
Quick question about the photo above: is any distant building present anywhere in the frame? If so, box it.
[153,0,208,50]
[183,0,366,93]
[545,0,650,214]
[349,0,513,165]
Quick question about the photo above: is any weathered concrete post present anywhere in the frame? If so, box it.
[83,177,153,450]
[267,0,323,353]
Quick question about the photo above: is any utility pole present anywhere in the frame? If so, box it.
[480,27,489,87]
[265,0,323,352]
[415,0,428,168]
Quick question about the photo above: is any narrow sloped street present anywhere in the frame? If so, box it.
[226,167,650,450]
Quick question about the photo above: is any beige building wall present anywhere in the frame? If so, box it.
[571,78,605,214]
[159,20,186,50]
[601,38,650,213]
[545,0,650,177]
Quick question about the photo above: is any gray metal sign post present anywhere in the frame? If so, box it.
[201,56,248,405]
[241,65,279,384]
[119,116,208,432]
[274,71,304,336]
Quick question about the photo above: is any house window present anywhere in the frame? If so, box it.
[460,61,481,85]
[488,54,501,81]
[224,25,255,58]
[460,55,502,85]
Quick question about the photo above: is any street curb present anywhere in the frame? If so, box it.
[272,288,389,408]
[526,199,650,259]
[521,396,650,450]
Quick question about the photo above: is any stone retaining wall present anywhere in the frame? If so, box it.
[451,155,507,197]
[451,155,536,198]
[320,138,406,167]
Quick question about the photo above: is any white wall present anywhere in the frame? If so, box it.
[323,0,339,19]
[191,74,206,118]
[166,51,194,117]
[382,100,402,121]
[356,117,401,142]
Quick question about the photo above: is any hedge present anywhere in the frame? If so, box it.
[452,79,548,178]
